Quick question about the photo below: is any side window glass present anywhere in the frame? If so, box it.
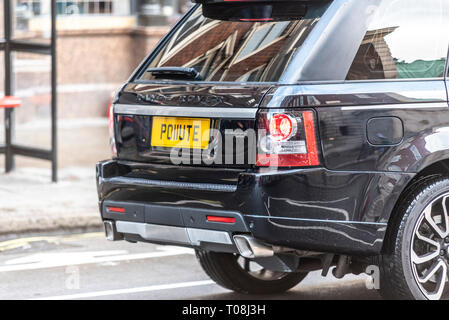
[346,0,449,80]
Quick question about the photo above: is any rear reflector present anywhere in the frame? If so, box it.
[303,111,320,166]
[108,207,125,213]
[207,216,236,224]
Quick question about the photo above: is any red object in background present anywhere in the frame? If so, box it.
[269,113,295,141]
[0,96,21,108]
[107,92,114,119]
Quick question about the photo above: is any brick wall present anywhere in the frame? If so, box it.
[2,26,167,124]
[57,27,168,119]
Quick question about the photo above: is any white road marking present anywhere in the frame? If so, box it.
[0,232,104,252]
[5,250,129,265]
[31,280,216,300]
[0,247,194,273]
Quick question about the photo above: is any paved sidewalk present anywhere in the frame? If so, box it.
[0,167,102,235]
[0,118,110,235]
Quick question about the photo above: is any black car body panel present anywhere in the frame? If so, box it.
[97,0,449,258]
[115,84,270,166]
[262,80,449,172]
[120,83,273,108]
[97,160,413,255]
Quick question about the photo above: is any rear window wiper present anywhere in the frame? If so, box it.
[146,67,203,81]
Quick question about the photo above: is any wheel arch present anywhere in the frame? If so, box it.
[381,158,449,253]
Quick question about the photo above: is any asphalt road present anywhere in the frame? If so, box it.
[0,231,381,300]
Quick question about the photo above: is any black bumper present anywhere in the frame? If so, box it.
[96,160,414,256]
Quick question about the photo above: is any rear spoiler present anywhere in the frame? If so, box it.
[194,0,325,3]
[195,0,328,22]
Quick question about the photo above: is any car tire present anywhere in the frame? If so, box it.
[379,175,449,300]
[195,249,308,294]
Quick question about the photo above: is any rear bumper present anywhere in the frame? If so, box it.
[96,160,414,256]
[101,200,247,253]
[113,220,232,246]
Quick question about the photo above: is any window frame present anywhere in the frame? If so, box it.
[344,0,449,83]
[130,3,331,85]
[130,1,449,86]
[446,44,449,80]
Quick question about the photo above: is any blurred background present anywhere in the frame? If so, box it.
[2,0,191,124]
[0,1,193,236]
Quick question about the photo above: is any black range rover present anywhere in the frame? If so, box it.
[97,0,449,300]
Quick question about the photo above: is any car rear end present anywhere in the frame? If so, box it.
[96,0,342,256]
[96,0,449,299]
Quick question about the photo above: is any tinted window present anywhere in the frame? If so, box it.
[139,4,329,83]
[347,0,449,80]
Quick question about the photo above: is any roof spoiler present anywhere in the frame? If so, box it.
[196,0,327,21]
[194,0,326,3]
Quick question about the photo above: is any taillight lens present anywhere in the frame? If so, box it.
[269,113,297,141]
[107,94,117,158]
[257,109,320,167]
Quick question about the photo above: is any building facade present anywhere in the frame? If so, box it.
[7,0,192,122]
[16,0,191,30]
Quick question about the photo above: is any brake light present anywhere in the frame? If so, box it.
[269,114,296,141]
[257,109,320,167]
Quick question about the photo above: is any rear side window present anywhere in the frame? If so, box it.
[139,4,329,83]
[346,0,449,80]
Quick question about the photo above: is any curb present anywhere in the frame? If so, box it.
[0,214,103,236]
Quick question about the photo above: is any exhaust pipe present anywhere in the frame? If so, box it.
[104,221,123,241]
[233,235,274,259]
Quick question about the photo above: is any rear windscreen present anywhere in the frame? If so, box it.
[138,3,329,83]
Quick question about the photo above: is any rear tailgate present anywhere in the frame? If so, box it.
[112,1,330,169]
[114,83,272,168]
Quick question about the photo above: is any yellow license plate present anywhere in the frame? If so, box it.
[151,117,211,149]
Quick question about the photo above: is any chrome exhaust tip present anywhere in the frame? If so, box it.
[233,235,274,259]
[104,221,123,241]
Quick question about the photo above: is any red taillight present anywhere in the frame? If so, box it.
[303,111,320,166]
[207,216,236,224]
[256,109,320,168]
[269,114,296,141]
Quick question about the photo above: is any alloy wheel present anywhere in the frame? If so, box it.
[411,195,449,300]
